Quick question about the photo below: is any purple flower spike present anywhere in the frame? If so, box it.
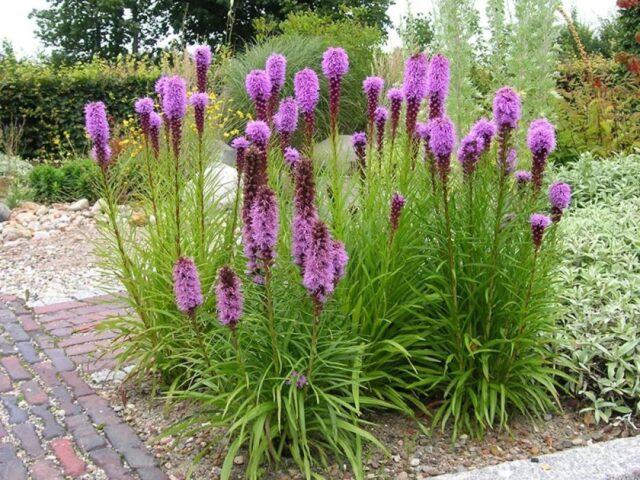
[426,54,450,119]
[387,88,403,143]
[528,119,556,192]
[266,53,287,119]
[250,185,279,262]
[193,45,212,93]
[296,373,307,389]
[403,53,428,139]
[149,112,162,158]
[245,120,271,149]
[173,257,203,315]
[548,181,571,222]
[457,133,482,177]
[352,132,367,178]
[530,213,551,250]
[470,118,496,154]
[515,170,532,188]
[162,76,187,157]
[428,116,456,181]
[415,122,430,141]
[134,97,154,136]
[363,76,385,131]
[505,148,517,174]
[284,146,300,169]
[189,92,209,137]
[303,220,336,304]
[155,76,168,100]
[231,136,249,176]
[294,68,320,148]
[216,266,243,329]
[85,101,111,167]
[274,97,298,152]
[390,192,406,233]
[246,69,271,121]
[293,156,317,270]
[374,106,388,156]
[331,239,348,290]
[322,48,349,135]
[493,87,521,130]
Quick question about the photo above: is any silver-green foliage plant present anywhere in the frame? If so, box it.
[555,151,640,423]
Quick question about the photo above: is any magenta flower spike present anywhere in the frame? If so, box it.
[231,136,249,177]
[216,266,243,329]
[457,133,482,177]
[273,97,298,152]
[374,106,388,157]
[294,68,320,149]
[284,146,300,169]
[303,219,336,304]
[428,116,456,182]
[245,120,271,150]
[241,147,267,279]
[322,47,350,135]
[245,69,271,121]
[162,76,187,158]
[493,87,522,131]
[154,76,168,102]
[426,54,450,119]
[470,118,497,155]
[548,181,571,222]
[389,192,406,233]
[403,53,428,139]
[193,45,212,93]
[189,92,209,138]
[149,112,162,159]
[84,101,111,168]
[250,185,279,262]
[134,97,154,139]
[363,76,385,133]
[530,214,551,251]
[527,118,556,192]
[293,156,317,270]
[387,88,403,144]
[172,257,203,315]
[352,132,367,178]
[266,53,287,119]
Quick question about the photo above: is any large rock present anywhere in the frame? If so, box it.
[215,140,237,168]
[0,202,10,223]
[313,135,357,173]
[203,163,238,208]
[68,198,90,211]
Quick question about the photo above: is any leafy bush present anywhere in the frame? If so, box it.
[223,11,383,139]
[555,152,640,422]
[29,159,99,203]
[0,58,159,161]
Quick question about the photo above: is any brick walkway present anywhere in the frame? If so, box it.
[0,294,167,479]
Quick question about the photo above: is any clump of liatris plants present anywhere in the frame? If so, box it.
[92,45,572,480]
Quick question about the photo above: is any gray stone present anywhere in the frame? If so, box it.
[188,162,238,209]
[0,203,10,223]
[32,404,66,439]
[68,198,90,211]
[313,135,357,172]
[1,395,28,424]
[215,140,236,167]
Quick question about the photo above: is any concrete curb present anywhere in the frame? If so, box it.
[433,435,640,479]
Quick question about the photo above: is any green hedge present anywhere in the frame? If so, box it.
[0,59,160,161]
[28,158,100,203]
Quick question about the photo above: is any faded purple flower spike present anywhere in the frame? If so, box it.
[428,116,456,182]
[322,47,349,135]
[241,147,267,277]
[189,92,209,137]
[149,112,162,158]
[403,53,428,139]
[390,192,406,233]
[363,76,384,132]
[493,87,521,130]
[245,120,271,149]
[273,97,298,152]
[85,101,111,168]
[530,214,551,250]
[231,136,249,176]
[331,239,348,288]
[352,132,367,178]
[162,76,187,157]
[284,146,300,169]
[251,185,279,262]
[387,88,403,144]
[505,148,517,174]
[193,45,212,93]
[296,373,307,389]
[457,133,482,177]
[134,97,154,138]
[293,156,317,270]
[548,181,571,222]
[374,106,388,156]
[527,118,556,192]
[515,170,532,188]
[426,54,450,119]
[173,257,203,314]
[303,220,335,304]
[470,118,496,155]
[246,69,271,121]
[266,53,287,119]
[294,68,320,149]
[216,266,243,329]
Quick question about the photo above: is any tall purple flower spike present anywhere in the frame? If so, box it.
[294,68,320,149]
[530,214,551,250]
[387,88,403,144]
[173,257,203,315]
[403,53,428,139]
[245,120,271,150]
[216,266,243,329]
[155,76,168,101]
[527,118,556,192]
[293,156,317,271]
[162,76,187,158]
[134,97,154,138]
[266,53,287,119]
[245,69,271,121]
[493,87,521,174]
[303,219,336,304]
[149,112,162,159]
[284,146,300,169]
[470,118,497,155]
[193,45,212,93]
[428,116,456,182]
[426,54,450,119]
[457,133,482,177]
[273,97,298,152]
[231,136,249,177]
[189,92,209,137]
[251,185,279,262]
[363,76,384,133]
[85,101,111,168]
[322,47,349,135]
[548,181,571,222]
[352,132,367,178]
[374,106,388,157]
[390,192,406,233]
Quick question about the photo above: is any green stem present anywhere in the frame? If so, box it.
[442,176,458,314]
[307,299,322,379]
[263,263,280,373]
[142,140,159,226]
[197,136,206,257]
[173,150,181,258]
[231,327,249,388]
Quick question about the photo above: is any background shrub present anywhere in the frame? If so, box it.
[29,159,99,203]
[555,152,640,422]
